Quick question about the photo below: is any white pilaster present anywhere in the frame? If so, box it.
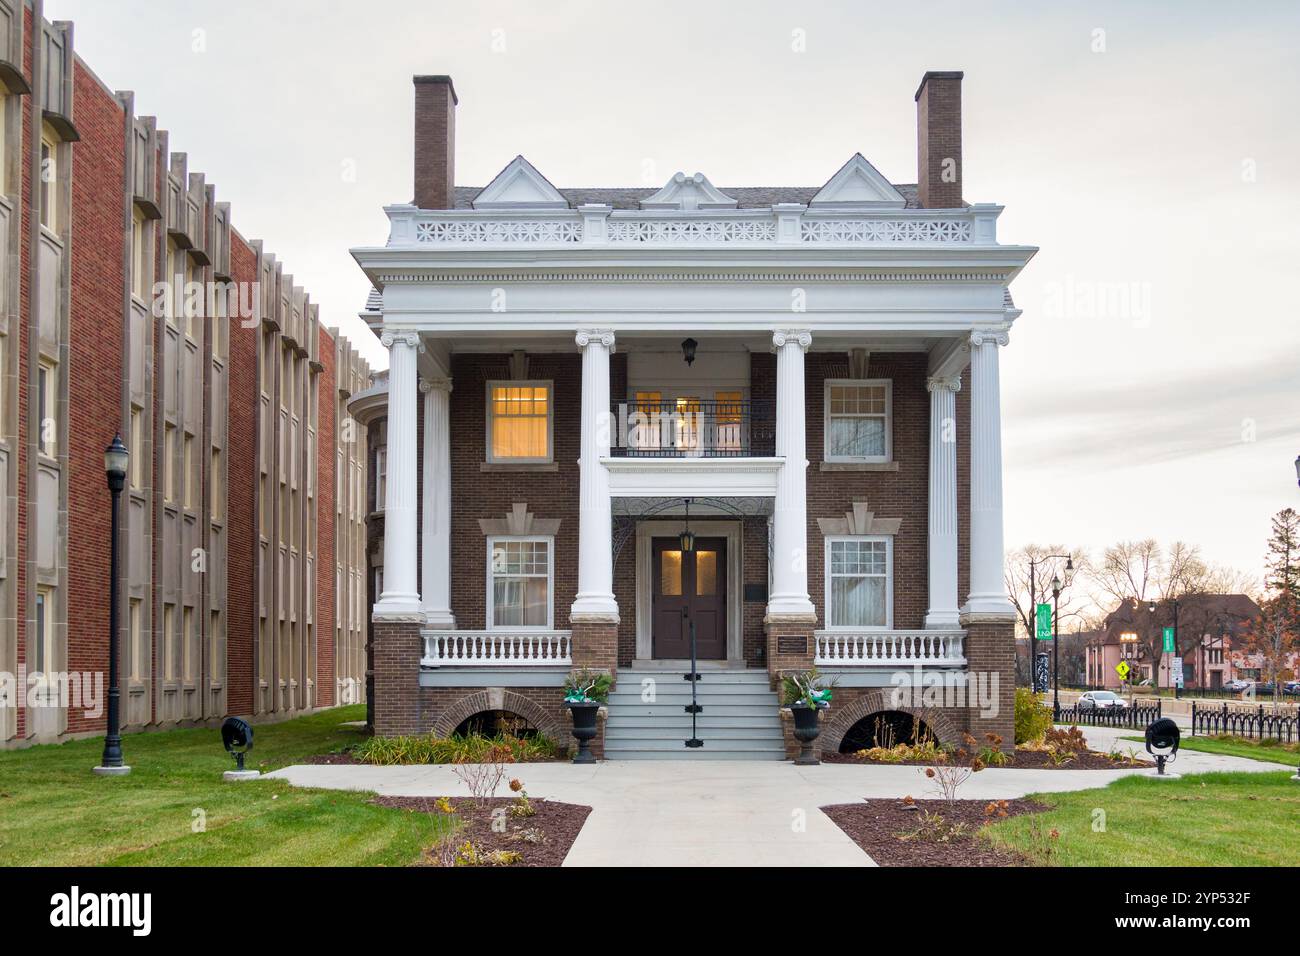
[925,376,961,628]
[374,330,423,619]
[965,329,1014,617]
[767,329,816,620]
[570,329,619,622]
[420,375,455,627]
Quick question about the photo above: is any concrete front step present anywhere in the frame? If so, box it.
[605,723,782,738]
[607,692,779,707]
[603,748,786,761]
[604,735,786,752]
[616,670,773,686]
[607,714,782,730]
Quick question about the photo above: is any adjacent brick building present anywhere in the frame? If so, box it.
[351,70,1036,758]
[0,1,371,747]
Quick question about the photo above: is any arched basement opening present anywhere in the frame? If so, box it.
[838,710,938,754]
[453,709,545,739]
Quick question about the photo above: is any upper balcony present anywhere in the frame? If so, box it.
[608,398,774,459]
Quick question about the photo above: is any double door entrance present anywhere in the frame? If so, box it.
[650,537,727,659]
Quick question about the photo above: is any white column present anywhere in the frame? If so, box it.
[570,329,619,622]
[374,330,422,619]
[420,375,455,627]
[767,329,816,620]
[966,329,1014,616]
[925,376,961,628]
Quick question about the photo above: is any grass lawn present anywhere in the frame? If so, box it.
[1120,734,1300,767]
[983,771,1300,866]
[0,706,453,866]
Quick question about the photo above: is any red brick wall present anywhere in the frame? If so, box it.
[63,60,126,734]
[224,236,258,715]
[448,353,582,629]
[315,325,336,706]
[799,352,970,630]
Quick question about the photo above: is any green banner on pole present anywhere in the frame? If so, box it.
[1035,603,1052,640]
[1163,626,1175,653]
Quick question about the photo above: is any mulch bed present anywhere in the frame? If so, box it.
[822,798,1047,866]
[373,796,592,867]
[822,749,1150,770]
[305,751,568,766]
[305,751,361,765]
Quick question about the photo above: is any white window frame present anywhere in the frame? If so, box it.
[485,534,554,631]
[37,360,56,458]
[485,380,554,464]
[824,534,893,631]
[33,585,54,679]
[823,378,892,464]
[38,127,57,231]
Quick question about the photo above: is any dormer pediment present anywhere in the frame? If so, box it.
[809,153,906,209]
[472,155,568,209]
[640,172,737,211]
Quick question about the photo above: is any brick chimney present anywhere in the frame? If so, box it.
[914,71,963,209]
[413,75,457,209]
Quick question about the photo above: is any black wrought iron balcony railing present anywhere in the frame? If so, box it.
[608,399,774,458]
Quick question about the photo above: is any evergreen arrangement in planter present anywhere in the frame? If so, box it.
[781,668,836,766]
[563,668,612,765]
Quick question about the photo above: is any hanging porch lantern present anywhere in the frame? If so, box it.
[679,497,695,552]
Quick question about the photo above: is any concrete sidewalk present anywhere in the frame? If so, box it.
[266,734,1288,866]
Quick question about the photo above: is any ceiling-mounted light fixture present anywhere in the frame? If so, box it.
[681,337,698,367]
[679,497,695,552]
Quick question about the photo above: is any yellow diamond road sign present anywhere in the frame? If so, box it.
[1116,661,1130,679]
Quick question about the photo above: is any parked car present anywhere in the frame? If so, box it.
[1285,681,1299,696]
[1078,690,1129,711]
[1222,678,1253,693]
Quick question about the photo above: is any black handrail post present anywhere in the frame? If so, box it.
[684,607,702,749]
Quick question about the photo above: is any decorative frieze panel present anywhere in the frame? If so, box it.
[607,217,776,244]
[414,217,582,245]
[801,216,972,243]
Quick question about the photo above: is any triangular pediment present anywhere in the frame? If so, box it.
[640,172,738,211]
[472,156,569,209]
[809,153,906,209]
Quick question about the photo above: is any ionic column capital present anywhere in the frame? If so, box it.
[575,328,616,352]
[926,376,962,394]
[772,328,812,352]
[419,376,453,394]
[969,328,1009,348]
[381,329,423,351]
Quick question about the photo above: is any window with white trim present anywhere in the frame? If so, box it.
[38,127,57,230]
[824,379,891,463]
[373,446,386,511]
[486,381,552,463]
[33,585,54,676]
[37,360,56,457]
[487,536,553,629]
[825,536,892,629]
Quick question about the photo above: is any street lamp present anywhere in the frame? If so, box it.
[1051,574,1062,719]
[94,435,130,777]
[1294,453,1299,489]
[1028,553,1073,693]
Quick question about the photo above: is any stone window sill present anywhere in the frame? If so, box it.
[819,461,899,472]
[480,462,559,473]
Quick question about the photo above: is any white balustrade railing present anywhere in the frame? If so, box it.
[387,204,1000,249]
[814,630,966,667]
[421,630,573,668]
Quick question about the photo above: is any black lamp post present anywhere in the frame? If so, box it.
[1028,553,1073,693]
[1294,453,1299,489]
[94,435,130,776]
[1051,575,1062,719]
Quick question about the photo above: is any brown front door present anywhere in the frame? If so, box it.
[651,537,727,659]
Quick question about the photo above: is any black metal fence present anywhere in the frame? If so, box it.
[1191,702,1299,742]
[1054,699,1162,730]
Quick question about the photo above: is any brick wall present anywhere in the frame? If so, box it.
[447,353,581,629]
[64,60,125,735]
[916,71,963,209]
[964,617,1015,751]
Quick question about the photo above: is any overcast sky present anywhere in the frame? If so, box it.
[51,0,1300,582]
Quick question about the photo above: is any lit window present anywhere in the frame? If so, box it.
[824,380,891,462]
[488,537,552,629]
[487,381,552,462]
[826,537,892,629]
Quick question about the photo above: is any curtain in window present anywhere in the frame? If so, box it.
[829,539,887,627]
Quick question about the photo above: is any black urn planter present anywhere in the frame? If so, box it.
[567,702,601,764]
[789,703,823,766]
